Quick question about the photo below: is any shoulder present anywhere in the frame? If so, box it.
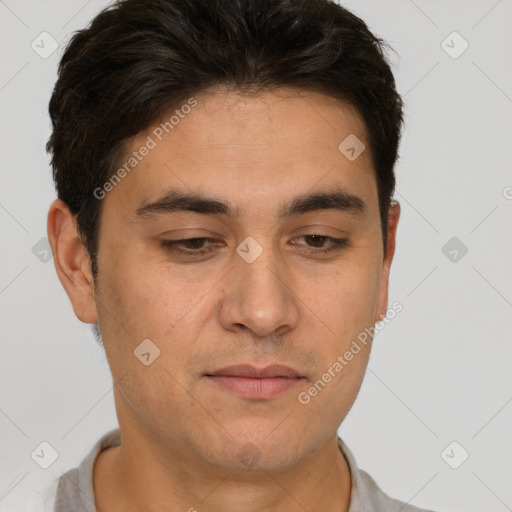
[356,467,437,512]
[41,476,60,512]
[1,476,60,512]
[337,438,437,512]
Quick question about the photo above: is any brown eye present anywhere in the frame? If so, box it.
[292,234,348,253]
[161,237,218,256]
[304,235,328,248]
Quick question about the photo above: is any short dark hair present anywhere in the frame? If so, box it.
[47,0,404,280]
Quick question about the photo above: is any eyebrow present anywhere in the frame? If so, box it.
[134,187,366,220]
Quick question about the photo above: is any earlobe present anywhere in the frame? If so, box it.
[47,199,98,324]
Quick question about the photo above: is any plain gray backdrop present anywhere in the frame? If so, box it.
[1,0,511,511]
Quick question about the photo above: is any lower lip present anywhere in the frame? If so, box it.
[206,375,303,399]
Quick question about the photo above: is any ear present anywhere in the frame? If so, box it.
[47,199,98,324]
[376,200,400,322]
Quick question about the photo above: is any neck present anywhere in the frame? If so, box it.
[93,429,352,512]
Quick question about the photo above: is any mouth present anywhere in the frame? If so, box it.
[204,364,305,400]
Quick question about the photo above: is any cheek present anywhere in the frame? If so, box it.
[295,339,371,442]
[113,360,209,448]
[302,258,381,337]
[98,250,190,335]
[293,256,380,415]
[96,269,202,433]
[95,255,215,384]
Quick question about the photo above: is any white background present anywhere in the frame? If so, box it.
[1,1,511,511]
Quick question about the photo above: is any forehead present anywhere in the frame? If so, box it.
[107,87,378,220]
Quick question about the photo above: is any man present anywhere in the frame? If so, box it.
[43,0,435,510]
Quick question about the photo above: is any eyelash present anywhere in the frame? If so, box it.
[160,235,348,258]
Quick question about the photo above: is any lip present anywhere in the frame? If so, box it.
[205,364,305,399]
[208,364,302,378]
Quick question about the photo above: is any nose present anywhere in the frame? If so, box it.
[218,241,300,339]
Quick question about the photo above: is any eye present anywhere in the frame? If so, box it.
[292,234,348,253]
[161,234,348,259]
[160,237,219,257]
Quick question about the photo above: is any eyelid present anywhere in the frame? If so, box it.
[160,233,349,258]
[290,234,349,253]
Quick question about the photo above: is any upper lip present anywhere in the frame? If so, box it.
[206,364,303,378]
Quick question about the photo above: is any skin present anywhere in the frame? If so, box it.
[47,86,400,512]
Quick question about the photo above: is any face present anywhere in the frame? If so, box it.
[52,86,399,473]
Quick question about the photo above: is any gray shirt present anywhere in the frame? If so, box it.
[49,428,435,511]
